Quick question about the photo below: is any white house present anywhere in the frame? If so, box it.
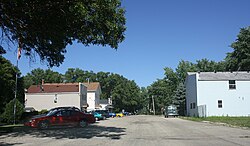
[185,72,250,117]
[25,82,102,112]
[25,82,88,111]
[83,82,102,111]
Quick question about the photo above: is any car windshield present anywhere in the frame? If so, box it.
[46,109,58,116]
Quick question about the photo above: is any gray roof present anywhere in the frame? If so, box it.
[188,72,250,81]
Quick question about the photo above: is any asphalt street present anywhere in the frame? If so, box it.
[0,115,250,146]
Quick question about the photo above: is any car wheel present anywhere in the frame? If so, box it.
[38,121,49,129]
[79,120,88,128]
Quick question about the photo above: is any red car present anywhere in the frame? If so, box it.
[24,107,95,129]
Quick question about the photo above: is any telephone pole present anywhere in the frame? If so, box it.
[152,95,155,115]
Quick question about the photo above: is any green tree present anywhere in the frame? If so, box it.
[96,71,112,99]
[64,68,96,83]
[1,99,24,124]
[0,56,23,114]
[109,74,140,113]
[23,68,63,88]
[175,60,197,83]
[226,26,250,71]
[196,59,226,72]
[173,82,186,116]
[138,87,150,114]
[148,79,173,114]
[1,0,126,67]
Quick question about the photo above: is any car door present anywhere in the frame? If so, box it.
[50,110,70,126]
[70,110,83,126]
[50,110,64,126]
[60,110,71,126]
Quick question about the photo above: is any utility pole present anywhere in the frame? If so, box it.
[152,95,155,115]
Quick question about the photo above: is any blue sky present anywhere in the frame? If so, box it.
[3,0,250,87]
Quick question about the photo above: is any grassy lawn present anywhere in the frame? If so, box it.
[181,116,250,128]
[0,124,24,133]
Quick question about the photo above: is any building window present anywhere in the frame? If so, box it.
[218,100,222,108]
[192,103,196,109]
[54,94,58,103]
[229,80,236,89]
[190,103,196,109]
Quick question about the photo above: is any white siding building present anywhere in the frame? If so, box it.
[25,83,88,111]
[83,82,102,112]
[186,72,250,117]
[25,82,102,112]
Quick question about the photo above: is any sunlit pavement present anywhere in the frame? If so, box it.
[1,115,250,146]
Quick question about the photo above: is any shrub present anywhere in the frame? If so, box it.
[1,99,24,124]
[38,109,48,115]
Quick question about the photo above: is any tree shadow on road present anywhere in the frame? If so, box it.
[0,142,23,146]
[0,124,126,140]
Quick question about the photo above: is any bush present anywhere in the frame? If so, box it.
[21,111,38,123]
[1,99,24,124]
[38,109,48,115]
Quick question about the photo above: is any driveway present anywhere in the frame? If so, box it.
[0,115,250,146]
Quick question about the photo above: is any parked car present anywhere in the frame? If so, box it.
[109,112,116,118]
[123,112,130,116]
[95,110,109,119]
[116,113,124,117]
[91,111,103,121]
[24,106,95,129]
[164,105,178,118]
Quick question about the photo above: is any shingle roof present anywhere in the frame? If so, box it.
[27,82,100,93]
[189,72,250,81]
[83,82,100,91]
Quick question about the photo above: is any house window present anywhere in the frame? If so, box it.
[229,80,236,89]
[190,103,196,109]
[218,100,222,108]
[54,94,58,103]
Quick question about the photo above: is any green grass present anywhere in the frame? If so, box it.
[181,116,250,128]
[0,124,24,133]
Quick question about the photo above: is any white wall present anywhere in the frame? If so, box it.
[86,87,101,111]
[25,92,80,111]
[198,80,250,116]
[87,92,96,111]
[186,74,198,116]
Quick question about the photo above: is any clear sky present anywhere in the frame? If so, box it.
[3,0,250,87]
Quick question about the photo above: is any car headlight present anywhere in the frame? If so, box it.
[30,119,36,122]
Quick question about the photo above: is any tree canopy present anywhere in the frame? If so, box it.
[226,26,250,71]
[0,55,24,114]
[0,0,126,67]
[23,68,63,88]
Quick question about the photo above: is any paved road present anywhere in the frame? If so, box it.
[1,115,250,146]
